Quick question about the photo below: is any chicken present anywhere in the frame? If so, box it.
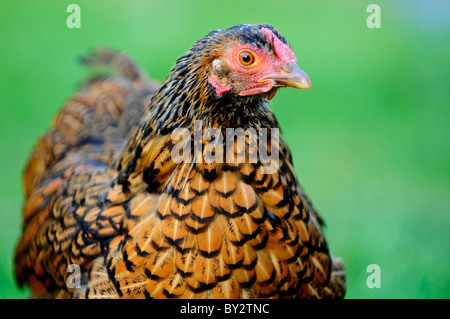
[15,24,346,298]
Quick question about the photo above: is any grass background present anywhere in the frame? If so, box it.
[0,0,449,298]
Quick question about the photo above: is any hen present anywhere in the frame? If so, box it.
[15,24,345,298]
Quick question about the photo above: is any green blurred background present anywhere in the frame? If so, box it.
[0,0,449,298]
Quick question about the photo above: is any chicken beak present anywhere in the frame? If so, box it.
[260,63,312,90]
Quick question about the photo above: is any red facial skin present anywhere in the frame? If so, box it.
[208,28,298,99]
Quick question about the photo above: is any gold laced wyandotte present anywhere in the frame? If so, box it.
[15,24,345,299]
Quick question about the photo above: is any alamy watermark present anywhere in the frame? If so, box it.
[66,264,81,288]
[67,4,380,30]
[367,4,381,29]
[66,4,81,29]
[366,264,381,288]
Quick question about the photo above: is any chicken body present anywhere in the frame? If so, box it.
[15,24,345,298]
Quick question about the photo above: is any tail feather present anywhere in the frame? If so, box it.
[325,256,346,298]
[80,47,147,81]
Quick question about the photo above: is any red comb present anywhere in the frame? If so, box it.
[261,27,297,64]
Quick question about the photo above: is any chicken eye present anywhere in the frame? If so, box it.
[238,51,255,67]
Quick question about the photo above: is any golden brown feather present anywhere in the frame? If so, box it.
[15,24,345,298]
